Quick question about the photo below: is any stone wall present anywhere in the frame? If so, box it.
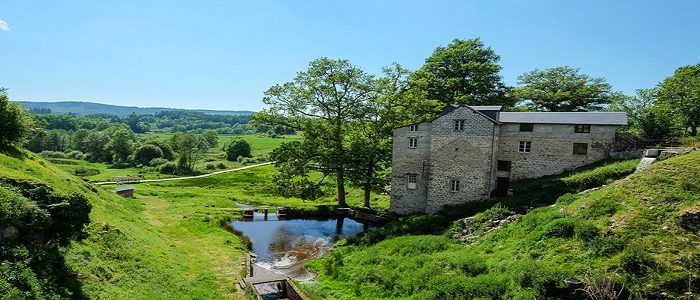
[390,122,432,214]
[424,107,497,213]
[497,124,617,180]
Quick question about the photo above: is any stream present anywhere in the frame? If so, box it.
[231,211,371,281]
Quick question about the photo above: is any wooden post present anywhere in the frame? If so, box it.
[263,208,268,220]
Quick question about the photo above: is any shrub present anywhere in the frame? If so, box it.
[620,246,655,275]
[216,162,226,169]
[482,203,514,221]
[73,167,100,177]
[149,157,168,167]
[561,160,637,191]
[543,217,576,238]
[40,150,66,158]
[133,144,164,166]
[159,162,177,174]
[205,163,216,170]
[581,196,621,219]
[574,221,599,242]
[66,150,86,160]
[224,139,251,161]
[586,235,625,256]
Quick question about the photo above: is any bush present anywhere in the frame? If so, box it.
[159,162,177,174]
[620,246,655,275]
[543,217,576,238]
[216,162,226,169]
[482,203,514,221]
[66,150,86,160]
[574,221,599,242]
[149,157,168,167]
[205,163,216,170]
[40,150,66,158]
[0,88,33,147]
[73,167,100,177]
[133,144,164,166]
[224,139,251,161]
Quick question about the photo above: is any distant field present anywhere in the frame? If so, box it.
[53,134,299,182]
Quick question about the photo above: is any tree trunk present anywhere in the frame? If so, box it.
[336,168,348,207]
[363,163,374,209]
[691,124,697,136]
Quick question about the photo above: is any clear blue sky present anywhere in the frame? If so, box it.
[1,1,698,111]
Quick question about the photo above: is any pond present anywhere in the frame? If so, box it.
[231,212,371,281]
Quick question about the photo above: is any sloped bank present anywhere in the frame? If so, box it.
[302,155,699,299]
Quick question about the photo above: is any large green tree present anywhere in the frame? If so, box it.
[513,66,613,111]
[170,133,208,174]
[0,88,33,148]
[256,58,376,207]
[657,64,700,136]
[514,66,613,112]
[410,38,512,107]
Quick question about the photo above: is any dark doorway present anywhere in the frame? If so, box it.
[495,177,510,197]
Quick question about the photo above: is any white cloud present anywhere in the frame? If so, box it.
[0,19,9,31]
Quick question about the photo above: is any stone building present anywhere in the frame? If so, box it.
[390,105,627,215]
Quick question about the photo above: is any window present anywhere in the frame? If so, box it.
[518,141,532,153]
[407,174,417,189]
[410,124,419,131]
[575,124,591,133]
[450,179,460,192]
[519,123,534,132]
[573,143,588,155]
[454,120,465,131]
[409,138,418,148]
[497,160,512,172]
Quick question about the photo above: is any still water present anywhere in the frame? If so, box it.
[231,212,370,281]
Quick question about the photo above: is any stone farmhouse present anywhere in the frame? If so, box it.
[390,105,628,215]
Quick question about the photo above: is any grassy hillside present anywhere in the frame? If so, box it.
[304,153,700,299]
[19,101,253,117]
[0,149,250,299]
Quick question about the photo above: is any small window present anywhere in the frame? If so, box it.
[407,174,417,189]
[454,120,465,131]
[575,124,591,133]
[519,123,534,132]
[573,143,588,155]
[450,179,460,192]
[497,160,512,172]
[518,141,531,153]
[408,138,418,148]
[409,124,419,132]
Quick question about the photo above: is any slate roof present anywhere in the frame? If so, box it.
[115,186,135,192]
[498,112,628,125]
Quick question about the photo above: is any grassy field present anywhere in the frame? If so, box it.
[0,150,250,299]
[302,154,700,299]
[52,134,299,182]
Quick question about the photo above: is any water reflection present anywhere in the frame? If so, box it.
[231,213,370,280]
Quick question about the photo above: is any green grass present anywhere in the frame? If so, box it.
[0,150,249,299]
[52,134,299,182]
[136,164,390,214]
[304,153,700,299]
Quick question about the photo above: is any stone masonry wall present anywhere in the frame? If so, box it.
[497,124,618,180]
[425,107,497,213]
[390,122,432,214]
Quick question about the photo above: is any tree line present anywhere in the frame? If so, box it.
[255,38,700,208]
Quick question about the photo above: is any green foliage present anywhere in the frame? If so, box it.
[560,159,638,190]
[204,163,216,170]
[104,127,135,164]
[410,38,512,107]
[514,66,613,111]
[620,246,655,275]
[581,196,620,219]
[224,139,251,161]
[657,64,700,136]
[159,162,177,174]
[0,88,33,148]
[542,217,576,238]
[132,144,164,166]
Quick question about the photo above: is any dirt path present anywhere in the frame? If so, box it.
[94,162,273,185]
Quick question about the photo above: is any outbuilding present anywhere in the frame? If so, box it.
[115,186,135,198]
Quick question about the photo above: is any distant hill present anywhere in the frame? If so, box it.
[18,101,255,117]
